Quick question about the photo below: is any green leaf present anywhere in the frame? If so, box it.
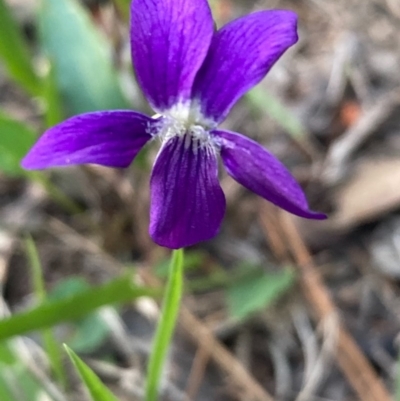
[0,112,36,176]
[48,277,110,353]
[247,87,307,140]
[25,236,67,388]
[0,0,41,95]
[48,277,90,301]
[0,343,16,366]
[112,0,130,18]
[64,345,119,401]
[39,0,129,115]
[226,268,295,320]
[0,274,159,341]
[42,62,65,127]
[69,314,110,353]
[25,236,46,302]
[146,249,184,401]
[0,342,46,401]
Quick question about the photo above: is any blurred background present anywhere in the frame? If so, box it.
[1,0,400,400]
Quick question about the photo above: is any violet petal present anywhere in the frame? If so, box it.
[193,10,298,123]
[21,111,156,169]
[130,0,214,112]
[150,135,226,248]
[215,130,326,219]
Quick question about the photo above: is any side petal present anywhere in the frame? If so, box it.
[130,0,214,112]
[21,111,156,169]
[193,10,298,123]
[214,130,326,219]
[150,135,226,249]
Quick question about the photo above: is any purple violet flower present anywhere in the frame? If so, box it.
[22,0,326,249]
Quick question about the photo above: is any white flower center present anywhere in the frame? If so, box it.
[151,102,217,152]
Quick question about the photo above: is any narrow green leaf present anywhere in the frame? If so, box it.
[247,87,307,140]
[112,0,130,18]
[42,62,64,127]
[39,0,129,115]
[25,236,67,389]
[0,343,16,366]
[0,0,41,95]
[0,112,36,176]
[25,236,46,301]
[146,249,184,401]
[0,373,19,401]
[0,343,45,401]
[0,274,159,341]
[226,268,295,320]
[64,345,119,401]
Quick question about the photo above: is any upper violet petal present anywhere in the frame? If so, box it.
[214,130,326,219]
[193,10,298,123]
[130,0,214,112]
[150,135,226,249]
[21,111,156,169]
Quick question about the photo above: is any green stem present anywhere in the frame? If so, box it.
[146,249,184,401]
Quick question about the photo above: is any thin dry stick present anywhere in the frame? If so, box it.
[180,307,275,401]
[183,340,213,401]
[278,210,393,401]
[258,205,291,263]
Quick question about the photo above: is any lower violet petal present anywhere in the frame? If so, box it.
[21,111,156,169]
[214,130,326,219]
[150,135,226,249]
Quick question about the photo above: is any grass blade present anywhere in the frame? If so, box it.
[0,274,159,341]
[246,87,307,140]
[64,345,119,401]
[226,268,295,320]
[42,62,64,127]
[146,249,184,401]
[0,0,41,95]
[25,236,67,389]
[0,111,35,176]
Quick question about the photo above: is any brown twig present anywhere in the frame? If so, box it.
[184,340,212,401]
[266,206,393,401]
[180,307,275,401]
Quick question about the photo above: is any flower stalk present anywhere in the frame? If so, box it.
[146,249,184,401]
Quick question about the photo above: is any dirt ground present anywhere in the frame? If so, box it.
[2,0,400,400]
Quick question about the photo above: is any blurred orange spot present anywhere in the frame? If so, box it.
[340,100,361,128]
[214,0,234,24]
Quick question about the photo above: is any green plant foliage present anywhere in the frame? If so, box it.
[0,0,41,96]
[0,342,47,401]
[0,112,36,176]
[0,274,159,341]
[247,87,307,140]
[146,249,184,401]
[113,0,131,18]
[48,277,110,352]
[226,268,295,320]
[48,276,91,301]
[69,313,110,353]
[25,236,67,388]
[39,0,130,115]
[42,62,65,127]
[64,345,119,401]
[154,249,205,278]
